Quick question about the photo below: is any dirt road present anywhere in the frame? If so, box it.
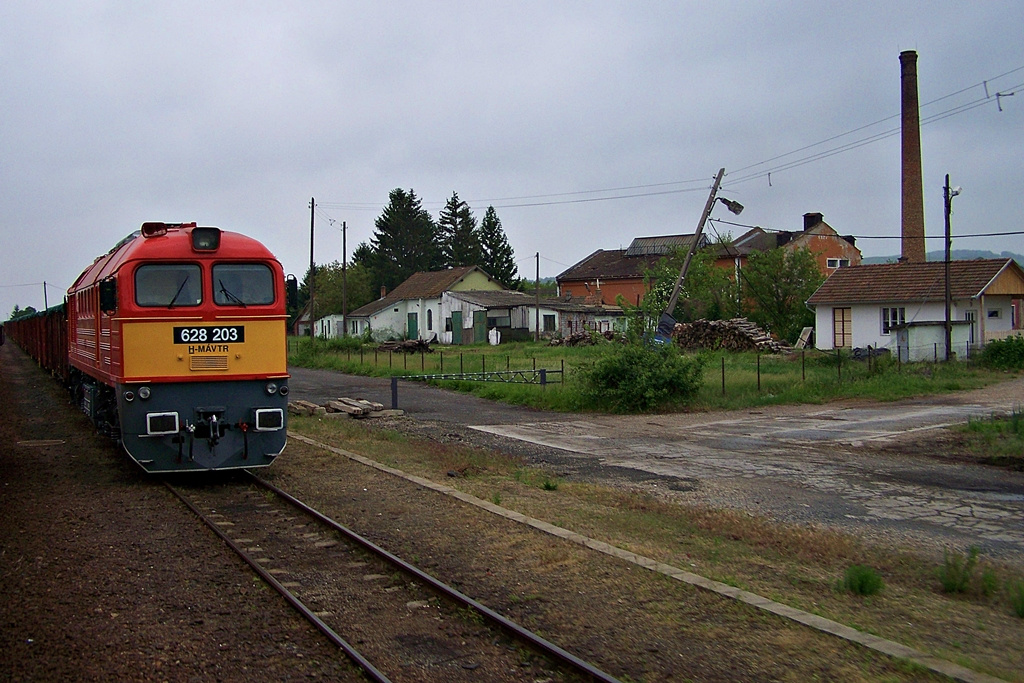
[289,368,1024,564]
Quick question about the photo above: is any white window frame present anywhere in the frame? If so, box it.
[826,258,850,269]
[881,307,905,335]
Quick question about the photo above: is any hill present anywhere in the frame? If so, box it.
[862,249,1024,267]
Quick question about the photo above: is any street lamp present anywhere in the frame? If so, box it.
[657,168,743,342]
[944,174,961,361]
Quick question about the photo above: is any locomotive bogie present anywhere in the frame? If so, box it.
[117,378,288,473]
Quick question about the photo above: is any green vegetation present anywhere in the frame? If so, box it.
[843,564,884,596]
[979,335,1024,370]
[939,546,980,594]
[289,336,1013,414]
[572,342,705,412]
[1011,580,1024,618]
[959,409,1024,470]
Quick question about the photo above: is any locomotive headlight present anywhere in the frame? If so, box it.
[138,386,151,400]
[124,390,135,402]
[265,382,278,395]
[278,385,289,397]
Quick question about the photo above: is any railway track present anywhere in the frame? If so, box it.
[164,471,621,683]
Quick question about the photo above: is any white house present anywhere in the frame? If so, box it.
[346,266,505,341]
[806,258,1024,359]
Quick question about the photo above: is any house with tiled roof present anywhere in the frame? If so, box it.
[716,213,862,279]
[345,266,504,340]
[556,234,706,307]
[806,258,1024,359]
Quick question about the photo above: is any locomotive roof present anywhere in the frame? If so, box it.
[69,224,281,293]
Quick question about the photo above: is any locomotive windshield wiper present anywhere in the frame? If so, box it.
[167,276,190,308]
[218,279,247,307]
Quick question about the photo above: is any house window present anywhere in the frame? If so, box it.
[445,317,452,332]
[543,314,556,332]
[987,308,1001,319]
[487,316,511,328]
[427,309,433,330]
[881,307,905,334]
[827,258,850,269]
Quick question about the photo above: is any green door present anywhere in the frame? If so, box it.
[451,311,463,345]
[407,312,418,339]
[473,310,487,343]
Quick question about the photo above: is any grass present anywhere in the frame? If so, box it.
[288,336,1015,414]
[287,414,1024,680]
[843,564,884,596]
[958,409,1024,469]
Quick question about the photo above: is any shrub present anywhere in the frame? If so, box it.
[1010,580,1024,618]
[979,335,1024,370]
[843,564,884,596]
[939,546,979,593]
[573,342,706,413]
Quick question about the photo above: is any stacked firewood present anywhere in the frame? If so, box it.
[549,332,595,347]
[377,339,433,353]
[672,318,790,353]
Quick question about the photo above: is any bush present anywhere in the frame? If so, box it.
[1011,580,1024,618]
[979,335,1024,370]
[843,564,884,596]
[573,342,706,413]
[939,546,979,593]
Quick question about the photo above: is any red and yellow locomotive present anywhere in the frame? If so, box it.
[14,221,290,473]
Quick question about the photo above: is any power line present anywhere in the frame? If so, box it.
[316,64,1023,213]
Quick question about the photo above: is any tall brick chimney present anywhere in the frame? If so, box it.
[900,50,926,263]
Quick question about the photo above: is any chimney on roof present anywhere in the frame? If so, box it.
[380,285,386,298]
[803,212,824,231]
[900,50,926,263]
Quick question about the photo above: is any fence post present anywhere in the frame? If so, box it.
[540,368,547,389]
[390,350,393,368]
[403,352,407,370]
[757,352,761,392]
[421,348,424,371]
[460,353,463,374]
[837,349,842,382]
[721,356,726,396]
[440,351,443,373]
[391,376,398,409]
[482,354,486,374]
[561,359,565,383]
[801,349,805,382]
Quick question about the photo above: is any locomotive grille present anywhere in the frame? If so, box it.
[190,355,229,371]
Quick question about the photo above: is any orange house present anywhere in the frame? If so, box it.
[715,213,862,278]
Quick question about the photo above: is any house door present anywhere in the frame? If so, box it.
[832,307,852,348]
[964,310,976,344]
[407,312,418,339]
[473,310,487,343]
[451,311,463,345]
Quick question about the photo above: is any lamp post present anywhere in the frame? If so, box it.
[657,167,743,342]
[943,174,960,361]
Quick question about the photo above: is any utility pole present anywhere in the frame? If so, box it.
[43,281,48,310]
[943,174,953,361]
[342,220,348,337]
[309,197,315,336]
[535,252,540,342]
[658,168,725,340]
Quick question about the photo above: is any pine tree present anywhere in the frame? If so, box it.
[479,206,518,288]
[367,188,442,291]
[437,192,483,268]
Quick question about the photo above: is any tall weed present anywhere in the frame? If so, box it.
[939,546,979,593]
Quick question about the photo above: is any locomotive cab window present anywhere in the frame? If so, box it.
[135,264,202,307]
[213,263,274,306]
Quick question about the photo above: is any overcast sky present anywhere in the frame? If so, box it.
[2,1,1022,319]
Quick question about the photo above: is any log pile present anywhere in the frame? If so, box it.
[549,332,595,347]
[672,318,790,353]
[377,339,433,353]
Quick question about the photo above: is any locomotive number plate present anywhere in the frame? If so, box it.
[173,325,245,344]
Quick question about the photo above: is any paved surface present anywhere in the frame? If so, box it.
[289,367,1024,564]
